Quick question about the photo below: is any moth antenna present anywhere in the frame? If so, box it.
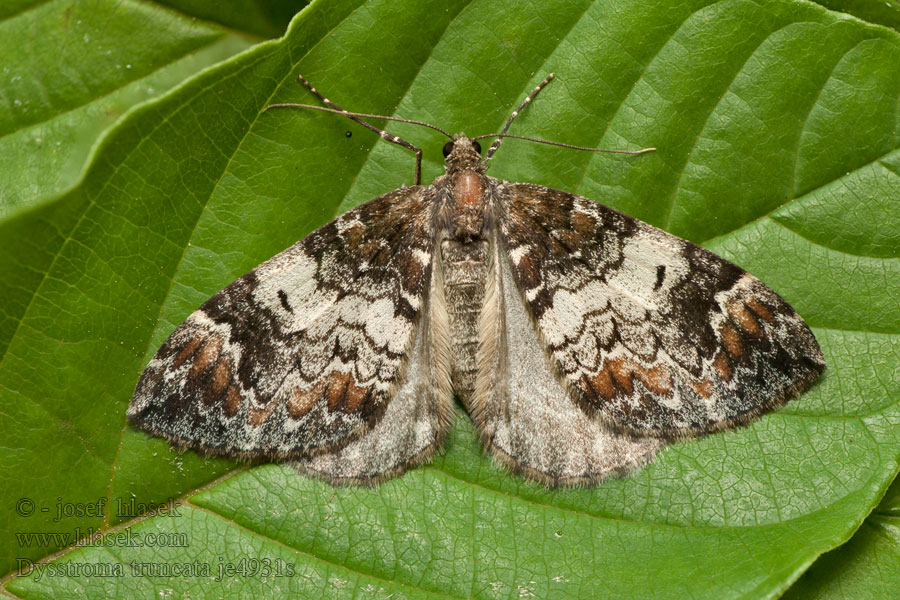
[477,74,656,164]
[483,73,556,162]
[263,103,453,139]
[263,74,453,185]
[472,133,656,155]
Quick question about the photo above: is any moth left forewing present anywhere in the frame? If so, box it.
[296,245,454,485]
[498,183,825,440]
[129,187,451,469]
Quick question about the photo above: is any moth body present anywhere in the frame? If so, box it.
[438,136,494,402]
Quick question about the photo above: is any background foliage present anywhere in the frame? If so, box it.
[1,0,899,598]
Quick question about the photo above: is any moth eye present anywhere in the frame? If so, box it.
[472,140,482,154]
[442,141,455,157]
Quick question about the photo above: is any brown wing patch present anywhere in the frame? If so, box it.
[248,401,277,427]
[211,357,232,396]
[719,322,744,357]
[190,336,223,378]
[570,210,596,235]
[746,298,776,323]
[172,336,203,369]
[288,387,317,419]
[321,372,371,413]
[713,353,733,382]
[584,369,616,400]
[583,358,674,400]
[223,385,242,418]
[690,379,714,399]
[729,301,763,337]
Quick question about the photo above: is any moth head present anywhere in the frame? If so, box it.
[442,135,484,174]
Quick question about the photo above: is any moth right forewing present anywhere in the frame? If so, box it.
[498,183,825,440]
[471,222,662,487]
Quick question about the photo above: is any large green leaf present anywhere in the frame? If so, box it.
[809,0,900,31]
[156,0,311,39]
[0,0,259,218]
[2,0,899,598]
[783,475,900,599]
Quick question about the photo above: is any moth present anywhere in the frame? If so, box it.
[128,74,825,487]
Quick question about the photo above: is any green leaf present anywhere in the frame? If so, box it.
[2,0,899,598]
[808,0,900,32]
[0,0,256,217]
[783,475,900,599]
[156,0,311,39]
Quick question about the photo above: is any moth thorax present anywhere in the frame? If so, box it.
[449,169,487,237]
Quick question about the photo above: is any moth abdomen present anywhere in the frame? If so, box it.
[441,235,491,402]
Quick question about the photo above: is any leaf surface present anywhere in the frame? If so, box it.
[2,0,899,598]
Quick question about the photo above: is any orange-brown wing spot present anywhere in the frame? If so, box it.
[190,336,223,378]
[172,336,203,369]
[323,372,370,412]
[608,358,636,396]
[570,211,596,235]
[690,379,714,398]
[223,385,242,418]
[342,222,366,247]
[719,322,744,357]
[729,301,762,337]
[746,298,776,323]
[199,356,232,407]
[248,400,278,427]
[211,356,233,396]
[634,363,674,397]
[286,372,370,420]
[554,229,582,251]
[553,210,593,250]
[583,358,674,402]
[288,386,318,419]
[713,352,733,382]
[584,369,616,401]
[342,381,370,412]
[325,375,347,411]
